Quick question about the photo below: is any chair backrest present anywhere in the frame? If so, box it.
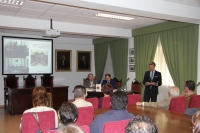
[128,94,141,105]
[113,77,122,89]
[102,119,130,133]
[86,98,98,109]
[168,96,186,113]
[23,75,36,87]
[4,76,19,88]
[41,75,54,86]
[101,97,111,109]
[21,111,56,133]
[76,106,94,126]
[188,95,200,108]
[80,125,90,133]
[131,80,141,94]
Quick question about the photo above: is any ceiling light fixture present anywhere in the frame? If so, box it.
[96,13,134,21]
[0,0,24,5]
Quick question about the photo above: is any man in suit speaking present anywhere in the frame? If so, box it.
[143,62,162,102]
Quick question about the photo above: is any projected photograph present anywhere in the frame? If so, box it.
[55,50,72,71]
[31,50,48,66]
[77,51,91,71]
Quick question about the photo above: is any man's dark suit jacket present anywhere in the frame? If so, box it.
[143,71,162,95]
[101,79,116,89]
[84,78,98,88]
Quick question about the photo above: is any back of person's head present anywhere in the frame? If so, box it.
[103,83,113,96]
[73,85,86,99]
[111,90,127,110]
[57,124,84,133]
[126,115,158,133]
[59,102,78,125]
[169,86,179,97]
[185,80,195,91]
[32,86,48,107]
[192,111,200,133]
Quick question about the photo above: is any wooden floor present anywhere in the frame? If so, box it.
[0,108,22,133]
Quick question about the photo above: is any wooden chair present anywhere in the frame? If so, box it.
[4,75,19,109]
[131,80,141,94]
[23,75,37,87]
[41,75,53,86]
[113,77,122,89]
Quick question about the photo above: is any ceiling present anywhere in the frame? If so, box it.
[0,0,199,39]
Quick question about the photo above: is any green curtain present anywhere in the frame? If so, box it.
[160,25,199,92]
[134,32,159,99]
[109,39,128,88]
[94,43,109,82]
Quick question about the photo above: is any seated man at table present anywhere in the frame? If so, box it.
[180,80,196,107]
[72,85,92,107]
[101,74,116,89]
[126,115,158,133]
[90,91,134,133]
[84,73,98,88]
[136,86,179,110]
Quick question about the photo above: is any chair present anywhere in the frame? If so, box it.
[80,125,90,133]
[168,96,186,113]
[113,77,122,89]
[4,75,19,109]
[188,95,200,108]
[76,106,94,126]
[23,74,36,87]
[20,111,56,133]
[131,80,141,94]
[100,97,111,109]
[41,74,53,86]
[86,98,98,109]
[127,94,141,105]
[102,119,130,133]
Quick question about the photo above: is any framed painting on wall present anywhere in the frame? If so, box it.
[55,49,72,71]
[129,48,134,56]
[129,57,134,64]
[129,65,135,72]
[77,51,91,71]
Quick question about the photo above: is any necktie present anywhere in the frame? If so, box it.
[150,71,153,81]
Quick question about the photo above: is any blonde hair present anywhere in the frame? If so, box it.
[57,124,84,133]
[192,111,200,133]
[32,86,48,107]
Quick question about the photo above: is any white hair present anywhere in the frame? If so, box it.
[169,86,179,97]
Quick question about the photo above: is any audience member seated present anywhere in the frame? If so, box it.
[180,80,196,107]
[185,108,200,116]
[136,86,179,110]
[101,74,116,89]
[84,73,98,88]
[72,85,92,107]
[98,83,113,108]
[58,102,78,127]
[23,86,58,127]
[57,124,84,133]
[90,91,135,133]
[192,111,200,133]
[125,115,158,133]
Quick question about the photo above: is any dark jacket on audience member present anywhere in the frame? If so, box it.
[90,110,134,133]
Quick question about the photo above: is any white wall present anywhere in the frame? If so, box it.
[197,25,200,95]
[0,32,95,105]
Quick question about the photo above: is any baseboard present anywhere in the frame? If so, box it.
[0,105,4,108]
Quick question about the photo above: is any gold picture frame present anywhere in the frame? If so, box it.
[76,51,91,72]
[55,49,72,71]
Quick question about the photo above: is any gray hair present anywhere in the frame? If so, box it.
[57,124,84,133]
[169,86,179,97]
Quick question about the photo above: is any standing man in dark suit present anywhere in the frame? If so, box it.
[143,62,162,102]
[101,74,116,89]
